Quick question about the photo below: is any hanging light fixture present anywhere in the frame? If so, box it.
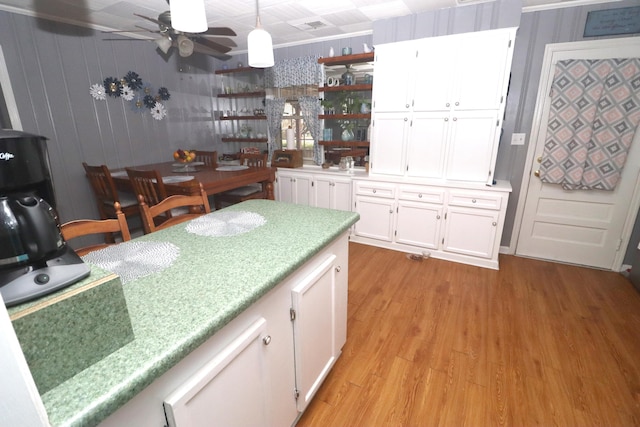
[247,0,274,68]
[170,0,208,33]
[154,37,173,54]
[177,35,195,57]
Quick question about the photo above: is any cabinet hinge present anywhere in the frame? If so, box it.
[616,238,622,251]
[508,39,512,48]
[406,165,409,171]
[442,237,444,244]
[496,119,500,127]
[500,95,504,104]
[289,308,296,321]
[445,212,447,220]
[488,170,492,176]
[394,229,397,236]
[294,388,300,400]
[416,50,419,58]
[311,181,314,187]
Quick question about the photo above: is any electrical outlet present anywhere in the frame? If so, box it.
[511,133,526,145]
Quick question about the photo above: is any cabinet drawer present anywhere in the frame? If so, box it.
[354,181,396,199]
[398,185,445,204]
[447,191,502,210]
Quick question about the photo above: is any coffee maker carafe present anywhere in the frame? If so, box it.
[0,130,89,307]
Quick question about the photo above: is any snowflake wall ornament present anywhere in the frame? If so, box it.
[91,71,170,120]
[89,83,106,101]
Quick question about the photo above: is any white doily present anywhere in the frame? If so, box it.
[82,241,180,284]
[186,211,266,237]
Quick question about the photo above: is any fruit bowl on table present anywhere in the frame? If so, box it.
[172,149,198,171]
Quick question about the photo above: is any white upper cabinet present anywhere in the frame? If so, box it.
[370,27,516,184]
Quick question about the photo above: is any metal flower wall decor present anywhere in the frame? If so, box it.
[89,71,171,120]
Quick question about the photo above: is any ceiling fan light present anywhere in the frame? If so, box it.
[248,17,274,68]
[170,0,208,33]
[177,34,194,57]
[155,37,173,54]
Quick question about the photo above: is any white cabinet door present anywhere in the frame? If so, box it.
[412,36,456,112]
[442,206,499,259]
[395,200,443,250]
[164,319,271,427]
[314,176,351,211]
[453,29,513,111]
[277,171,313,205]
[406,111,449,178]
[372,41,416,113]
[445,110,499,183]
[353,195,395,241]
[370,112,409,176]
[291,254,337,412]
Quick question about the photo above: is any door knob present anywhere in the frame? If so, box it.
[534,170,540,177]
[537,156,542,163]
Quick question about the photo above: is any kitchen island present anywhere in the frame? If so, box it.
[13,200,358,426]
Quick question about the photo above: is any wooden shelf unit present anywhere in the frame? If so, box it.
[318,52,374,66]
[221,137,268,143]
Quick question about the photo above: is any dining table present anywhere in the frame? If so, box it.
[110,161,276,200]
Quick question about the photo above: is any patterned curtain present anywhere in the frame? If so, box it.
[299,96,322,165]
[264,55,323,88]
[265,98,285,162]
[539,58,640,190]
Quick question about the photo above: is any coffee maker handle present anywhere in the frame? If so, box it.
[15,197,64,261]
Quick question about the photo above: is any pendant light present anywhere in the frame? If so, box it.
[154,37,173,54]
[170,0,208,33]
[247,0,274,68]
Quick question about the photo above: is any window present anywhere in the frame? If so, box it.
[281,100,314,160]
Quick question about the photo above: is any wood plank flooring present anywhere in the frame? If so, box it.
[297,243,640,426]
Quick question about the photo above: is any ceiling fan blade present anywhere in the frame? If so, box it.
[197,36,237,47]
[192,42,232,61]
[134,13,164,27]
[135,25,161,33]
[202,27,237,37]
[193,37,232,54]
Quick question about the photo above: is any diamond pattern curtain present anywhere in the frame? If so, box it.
[539,58,640,190]
[265,98,285,162]
[298,96,322,165]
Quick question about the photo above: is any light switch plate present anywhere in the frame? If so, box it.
[511,133,526,145]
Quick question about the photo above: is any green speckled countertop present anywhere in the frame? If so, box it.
[39,200,358,426]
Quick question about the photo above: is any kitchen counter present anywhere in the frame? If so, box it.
[27,200,358,426]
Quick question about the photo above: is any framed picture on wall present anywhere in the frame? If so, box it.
[584,6,640,37]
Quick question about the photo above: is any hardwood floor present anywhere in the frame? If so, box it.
[297,243,640,426]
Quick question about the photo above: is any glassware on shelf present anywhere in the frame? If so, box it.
[342,65,355,86]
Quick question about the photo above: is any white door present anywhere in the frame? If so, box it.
[395,200,443,249]
[370,112,409,176]
[516,37,640,270]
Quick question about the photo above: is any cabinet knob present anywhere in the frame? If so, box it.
[446,102,450,107]
[455,101,459,106]
[492,222,497,227]
[436,215,441,219]
[404,117,408,122]
[534,170,540,177]
[472,199,476,203]
[537,156,542,163]
[444,117,449,122]
[418,193,422,198]
[405,104,410,108]
[453,117,457,121]
[262,335,272,346]
[373,189,376,193]
[389,209,393,214]
[335,266,341,273]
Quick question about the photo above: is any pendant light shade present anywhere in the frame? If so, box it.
[248,1,274,68]
[170,0,208,33]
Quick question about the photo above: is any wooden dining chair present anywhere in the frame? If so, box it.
[138,182,211,233]
[214,153,269,210]
[125,168,169,207]
[194,150,218,168]
[61,202,131,256]
[82,162,139,242]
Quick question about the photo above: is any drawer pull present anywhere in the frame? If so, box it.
[263,336,272,346]
[335,266,341,273]
[418,193,422,198]
[436,215,441,220]
[373,189,376,193]
[472,199,476,203]
[444,117,449,122]
[492,222,497,226]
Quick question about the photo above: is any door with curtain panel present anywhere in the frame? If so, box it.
[516,37,640,270]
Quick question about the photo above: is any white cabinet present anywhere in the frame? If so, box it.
[291,254,338,411]
[352,181,396,242]
[99,234,350,427]
[441,190,505,259]
[277,169,352,212]
[370,28,516,184]
[351,179,510,269]
[277,170,313,206]
[163,319,272,427]
[314,175,352,211]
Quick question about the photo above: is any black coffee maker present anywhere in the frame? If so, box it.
[0,130,89,307]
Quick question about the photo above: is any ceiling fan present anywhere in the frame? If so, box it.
[104,3,237,61]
